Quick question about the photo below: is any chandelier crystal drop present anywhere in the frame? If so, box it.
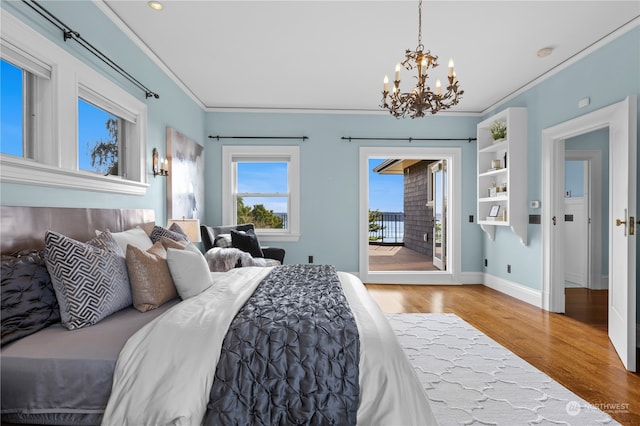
[381,0,463,118]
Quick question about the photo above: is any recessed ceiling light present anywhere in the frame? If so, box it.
[536,47,553,58]
[148,1,163,11]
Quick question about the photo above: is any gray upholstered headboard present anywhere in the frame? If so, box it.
[0,206,155,254]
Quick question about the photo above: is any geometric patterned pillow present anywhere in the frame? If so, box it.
[149,225,189,244]
[44,230,132,330]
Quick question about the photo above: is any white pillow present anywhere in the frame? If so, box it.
[166,248,214,299]
[96,227,153,254]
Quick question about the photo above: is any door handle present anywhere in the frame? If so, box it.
[615,209,628,237]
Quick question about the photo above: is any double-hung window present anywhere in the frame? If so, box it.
[222,146,300,242]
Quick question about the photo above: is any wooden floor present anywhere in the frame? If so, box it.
[366,284,640,424]
[565,287,609,331]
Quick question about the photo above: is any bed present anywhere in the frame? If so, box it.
[1,206,435,425]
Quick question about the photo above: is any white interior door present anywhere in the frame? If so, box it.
[564,197,589,287]
[608,96,637,372]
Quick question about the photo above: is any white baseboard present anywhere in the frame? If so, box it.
[565,272,586,287]
[590,275,608,290]
[482,273,542,308]
[459,272,484,284]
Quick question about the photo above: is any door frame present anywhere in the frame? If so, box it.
[542,96,636,370]
[359,146,462,284]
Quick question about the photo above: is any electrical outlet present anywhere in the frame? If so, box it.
[507,264,511,273]
[469,215,474,223]
[484,259,488,267]
[308,255,314,264]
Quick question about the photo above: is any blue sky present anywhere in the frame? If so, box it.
[1,60,23,157]
[368,158,403,212]
[77,98,116,172]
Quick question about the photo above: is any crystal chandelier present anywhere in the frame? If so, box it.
[381,0,463,118]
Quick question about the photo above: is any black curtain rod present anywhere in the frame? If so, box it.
[22,0,159,100]
[341,136,476,143]
[208,135,308,141]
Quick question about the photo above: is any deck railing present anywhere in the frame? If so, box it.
[369,211,404,244]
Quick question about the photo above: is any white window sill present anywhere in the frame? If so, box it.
[256,231,300,243]
[0,155,149,195]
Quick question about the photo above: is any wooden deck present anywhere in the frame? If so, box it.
[368,244,439,271]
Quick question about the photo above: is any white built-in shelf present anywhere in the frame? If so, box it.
[477,107,527,245]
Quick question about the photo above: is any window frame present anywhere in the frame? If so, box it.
[0,10,148,195]
[222,145,300,242]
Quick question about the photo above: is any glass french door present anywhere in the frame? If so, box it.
[431,160,447,270]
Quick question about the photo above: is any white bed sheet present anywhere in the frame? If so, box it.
[103,267,436,425]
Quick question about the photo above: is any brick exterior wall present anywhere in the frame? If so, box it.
[403,160,435,256]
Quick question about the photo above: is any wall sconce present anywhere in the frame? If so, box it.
[166,218,201,243]
[152,148,169,177]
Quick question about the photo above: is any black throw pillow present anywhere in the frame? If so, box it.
[230,229,264,258]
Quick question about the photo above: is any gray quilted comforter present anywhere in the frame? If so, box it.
[204,264,360,425]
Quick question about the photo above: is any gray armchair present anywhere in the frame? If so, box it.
[200,223,285,264]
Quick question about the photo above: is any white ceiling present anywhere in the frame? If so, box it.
[102,1,639,114]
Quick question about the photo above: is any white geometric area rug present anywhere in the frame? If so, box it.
[386,313,619,425]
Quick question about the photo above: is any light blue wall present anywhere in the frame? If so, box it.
[0,1,205,226]
[207,27,639,286]
[480,27,639,292]
[205,113,481,272]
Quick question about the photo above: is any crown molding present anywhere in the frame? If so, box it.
[95,1,638,116]
[92,0,206,110]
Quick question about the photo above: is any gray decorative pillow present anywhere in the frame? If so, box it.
[168,222,189,240]
[44,230,132,330]
[150,225,189,244]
